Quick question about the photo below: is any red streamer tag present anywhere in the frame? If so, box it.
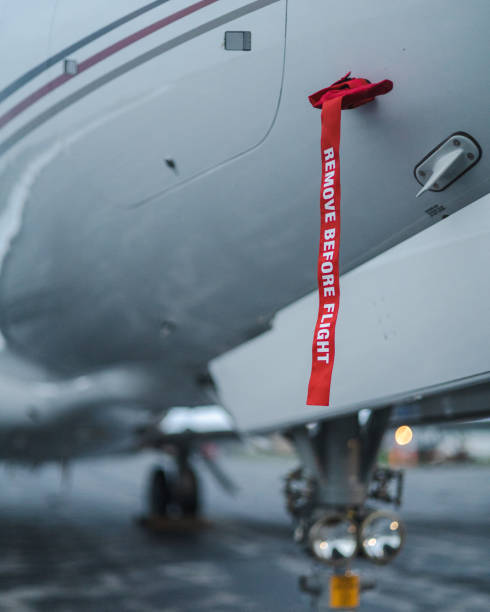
[306,73,393,406]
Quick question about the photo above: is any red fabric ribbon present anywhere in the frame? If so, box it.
[306,73,393,406]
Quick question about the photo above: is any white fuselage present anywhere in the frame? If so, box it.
[0,0,489,460]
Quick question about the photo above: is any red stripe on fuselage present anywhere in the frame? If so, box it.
[0,0,220,130]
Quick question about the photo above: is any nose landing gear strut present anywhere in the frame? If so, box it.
[285,408,405,609]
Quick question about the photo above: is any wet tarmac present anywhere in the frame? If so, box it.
[0,452,488,611]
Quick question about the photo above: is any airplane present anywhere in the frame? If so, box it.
[0,0,489,607]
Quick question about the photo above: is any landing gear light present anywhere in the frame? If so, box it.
[308,514,358,565]
[360,510,405,564]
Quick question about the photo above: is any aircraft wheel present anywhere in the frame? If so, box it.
[148,466,172,517]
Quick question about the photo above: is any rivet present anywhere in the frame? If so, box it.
[433,182,439,189]
[418,170,426,178]
[467,152,475,160]
[452,139,460,147]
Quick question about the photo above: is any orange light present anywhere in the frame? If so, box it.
[395,425,413,446]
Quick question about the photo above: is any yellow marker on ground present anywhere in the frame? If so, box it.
[329,573,360,609]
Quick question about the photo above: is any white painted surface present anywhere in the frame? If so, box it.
[211,194,490,432]
[0,1,489,460]
[0,0,286,207]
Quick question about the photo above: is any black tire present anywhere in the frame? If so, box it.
[148,467,172,517]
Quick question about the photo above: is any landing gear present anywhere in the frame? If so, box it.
[174,464,200,517]
[285,408,405,609]
[147,457,200,519]
[148,466,172,517]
